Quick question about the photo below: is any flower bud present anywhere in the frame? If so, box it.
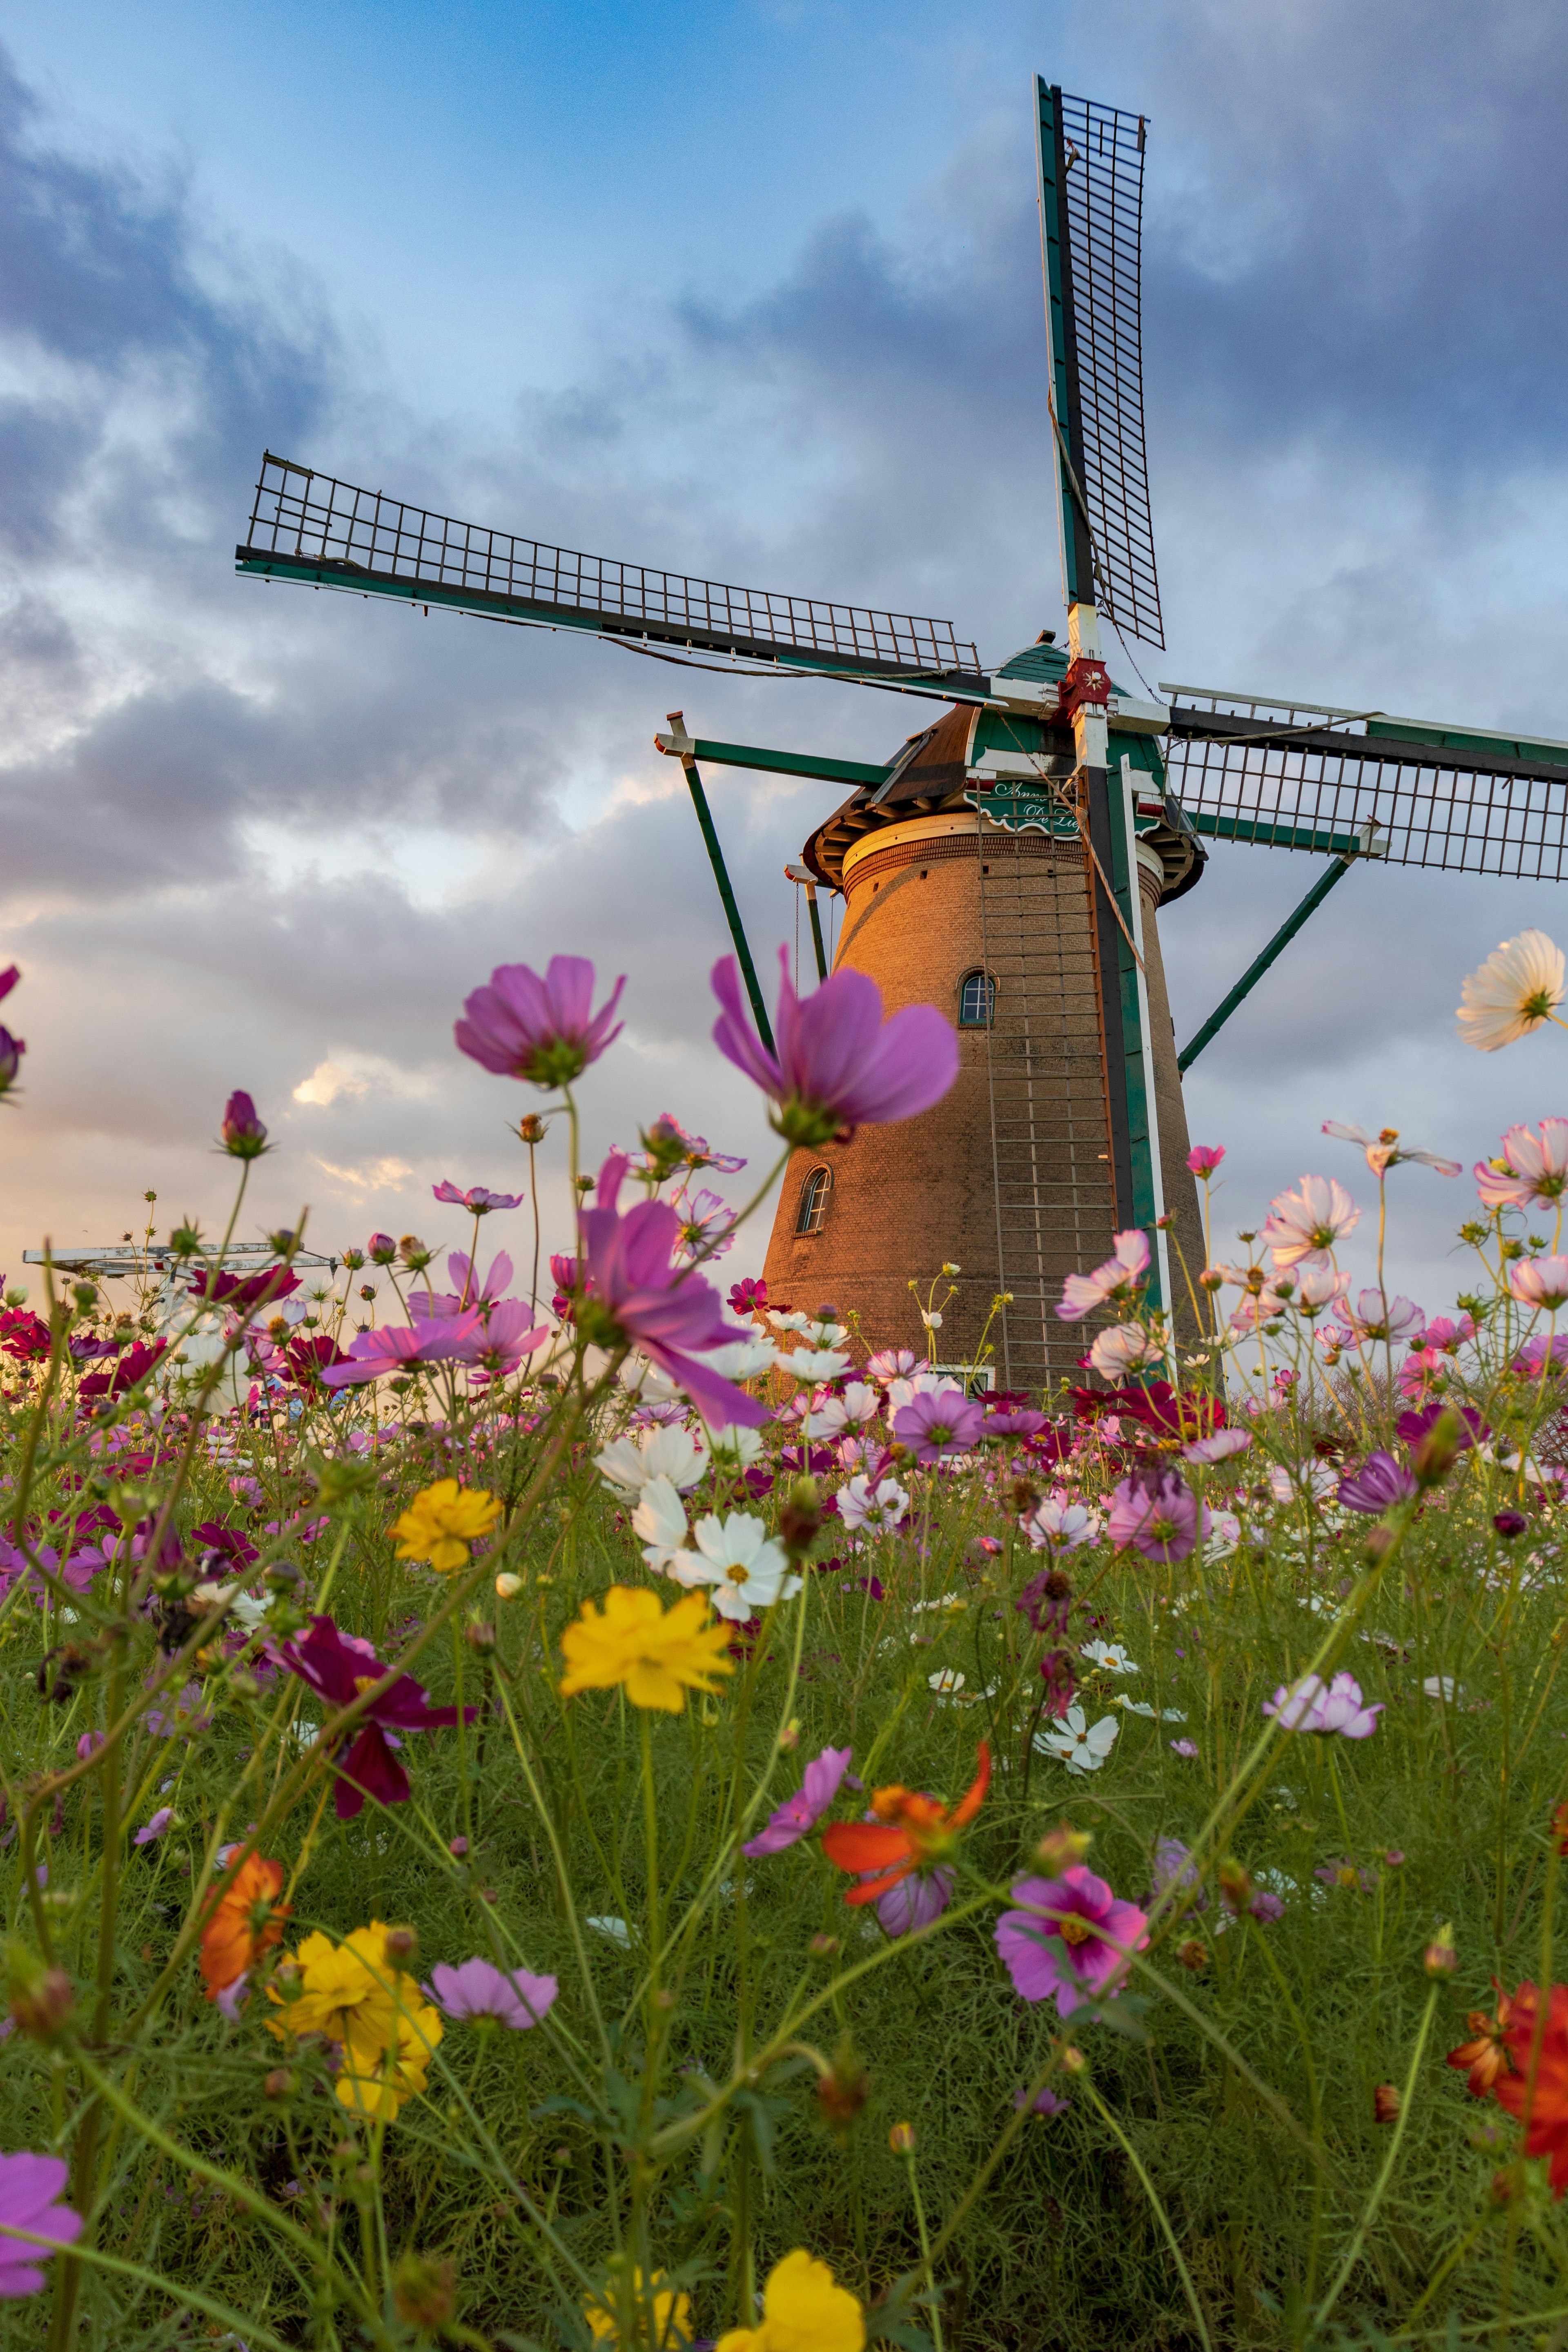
[397,1235,431,1270]
[1494,1509,1528,1539]
[816,2035,870,2135]
[808,1932,838,1957]
[1217,1856,1254,1915]
[383,1926,417,1965]
[7,1953,74,2041]
[465,1620,496,1654]
[263,2067,296,2100]
[392,2252,457,2332]
[1059,2044,1086,2074]
[1412,1405,1465,1489]
[368,1233,398,1265]
[888,2121,916,2157]
[1424,1923,1457,1976]
[517,1114,549,1145]
[495,1572,523,1600]
[1034,1824,1092,1874]
[0,1025,27,1098]
[778,1478,821,1555]
[219,1091,269,1160]
[1177,1940,1210,1972]
[1373,2083,1401,2124]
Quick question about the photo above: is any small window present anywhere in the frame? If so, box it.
[958,970,997,1027]
[795,1167,832,1236]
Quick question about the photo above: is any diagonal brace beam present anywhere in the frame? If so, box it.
[664,710,775,1054]
[1178,854,1358,1073]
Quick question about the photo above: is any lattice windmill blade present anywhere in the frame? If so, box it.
[1163,682,1568,880]
[236,454,987,698]
[1036,81,1164,649]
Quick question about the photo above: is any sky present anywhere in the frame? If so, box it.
[2,0,1566,1327]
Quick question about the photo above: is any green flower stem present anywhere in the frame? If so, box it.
[1082,2079,1214,2352]
[1312,1980,1440,2334]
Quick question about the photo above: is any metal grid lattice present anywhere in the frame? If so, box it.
[1162,686,1568,882]
[1057,92,1164,648]
[241,455,981,680]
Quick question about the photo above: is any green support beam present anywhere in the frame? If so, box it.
[1177,856,1355,1072]
[665,716,775,1054]
[655,733,893,791]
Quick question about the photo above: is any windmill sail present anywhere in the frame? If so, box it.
[236,454,984,693]
[1164,684,1568,880]
[1036,82,1164,647]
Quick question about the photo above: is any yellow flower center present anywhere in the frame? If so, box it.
[1058,1915,1093,1947]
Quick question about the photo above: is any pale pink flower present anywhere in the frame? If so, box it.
[1020,1494,1099,1551]
[864,1348,918,1385]
[1321,1123,1461,1177]
[1290,1263,1351,1317]
[1343,1290,1426,1344]
[1088,1322,1165,1378]
[1182,1428,1252,1465]
[1107,1469,1207,1564]
[1264,1671,1382,1740]
[322,1314,483,1388]
[1510,1256,1568,1310]
[838,1475,910,1533]
[742,1744,853,1857]
[1474,1120,1568,1210]
[1056,1230,1151,1323]
[432,1180,524,1212]
[1457,929,1565,1051]
[1261,1175,1360,1268]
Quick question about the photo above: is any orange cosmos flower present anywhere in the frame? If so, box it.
[1447,1985,1517,2098]
[199,1851,290,2000]
[1492,1981,1568,2194]
[821,1744,990,1906]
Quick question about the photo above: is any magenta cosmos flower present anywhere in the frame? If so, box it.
[0,1027,22,1101]
[0,2152,82,2297]
[432,1180,525,1213]
[575,1152,765,1428]
[322,1314,482,1388]
[425,1958,558,2029]
[995,1866,1149,2016]
[278,1616,474,1819]
[1187,1143,1225,1177]
[893,1385,985,1464]
[1107,1468,1205,1564]
[742,1744,852,1857]
[711,947,958,1148]
[219,1090,268,1158]
[455,955,626,1089]
[1336,1451,1418,1514]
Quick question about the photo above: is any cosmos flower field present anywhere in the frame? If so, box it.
[2,931,1568,2349]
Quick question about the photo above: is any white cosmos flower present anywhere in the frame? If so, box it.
[927,1668,966,1695]
[1205,1510,1243,1560]
[804,1318,849,1348]
[767,1309,813,1334]
[707,1425,766,1471]
[1033,1706,1120,1774]
[839,1474,910,1532]
[1021,1495,1099,1551]
[1088,1321,1165,1377]
[699,1336,782,1380]
[811,1381,881,1436]
[595,1425,710,1494]
[787,1348,853,1383]
[887,1371,954,1412]
[1081,1638,1137,1674]
[631,1475,689,1572]
[919,1310,943,1331]
[1422,1674,1461,1701]
[1457,929,1566,1051]
[587,1915,631,1947]
[668,1512,802,1620]
[1116,1696,1187,1721]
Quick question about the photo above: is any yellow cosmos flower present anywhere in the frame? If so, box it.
[391,1479,503,1572]
[582,2269,691,2345]
[335,1998,443,2121]
[715,2249,864,2352]
[267,1921,412,2047]
[559,1585,735,1714]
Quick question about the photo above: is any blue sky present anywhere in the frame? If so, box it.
[2,0,1566,1318]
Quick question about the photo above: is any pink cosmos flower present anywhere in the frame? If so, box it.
[673,1188,734,1264]
[1322,1122,1461,1177]
[742,1744,853,1856]
[0,2152,82,2297]
[425,1958,557,2029]
[1187,1144,1225,1176]
[1169,1738,1199,1759]
[892,1385,985,1463]
[864,1348,918,1384]
[711,947,958,1148]
[455,955,626,1088]
[1107,1468,1206,1564]
[1014,2082,1071,2115]
[1343,1290,1426,1344]
[1182,1428,1251,1465]
[0,1027,24,1098]
[576,1152,766,1427]
[277,1615,474,1819]
[1474,1119,1568,1210]
[1336,1451,1418,1513]
[1087,1322,1165,1378]
[1423,1314,1476,1355]
[321,1314,482,1388]
[1261,1175,1360,1268]
[133,1808,174,1845]
[633,1113,746,1176]
[984,1405,1047,1437]
[994,1865,1149,2015]
[728,1276,768,1316]
[0,964,18,1002]
[432,1180,525,1213]
[1263,1671,1382,1739]
[1510,1256,1568,1310]
[219,1090,269,1158]
[450,1301,552,1377]
[1515,1332,1568,1377]
[1056,1229,1151,1321]
[875,1866,954,1935]
[1291,1263,1351,1316]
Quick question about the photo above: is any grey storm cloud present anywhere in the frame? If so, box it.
[0,13,1566,1312]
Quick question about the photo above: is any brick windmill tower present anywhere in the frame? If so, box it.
[242,81,1568,1391]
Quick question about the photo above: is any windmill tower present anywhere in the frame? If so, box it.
[237,77,1568,1396]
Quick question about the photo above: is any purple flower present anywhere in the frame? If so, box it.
[321,1314,483,1389]
[1013,2083,1070,2116]
[1263,1671,1382,1740]
[219,1090,269,1159]
[450,1301,551,1379]
[425,1958,558,2029]
[1514,1332,1568,1377]
[368,1232,399,1264]
[455,955,626,1089]
[985,1407,1048,1438]
[1169,1739,1199,1759]
[1183,1428,1252,1465]
[412,1250,516,1316]
[742,1744,852,1857]
[1150,1838,1207,1911]
[75,1732,104,1762]
[1249,1890,1285,1922]
[134,1809,174,1846]
[432,1180,525,1213]
[0,964,18,1002]
[1107,1468,1205,1564]
[0,1026,27,1098]
[892,1386,985,1464]
[874,1866,953,1936]
[711,947,959,1149]
[634,1113,747,1176]
[1394,1401,1487,1449]
[278,1616,475,1820]
[995,1866,1149,2016]
[0,2152,82,2297]
[1495,1509,1530,1538]
[575,1154,766,1428]
[1336,1451,1419,1514]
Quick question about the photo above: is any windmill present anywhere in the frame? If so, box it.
[235,78,1568,1394]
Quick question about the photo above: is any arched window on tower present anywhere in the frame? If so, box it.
[795,1167,832,1235]
[957,969,997,1027]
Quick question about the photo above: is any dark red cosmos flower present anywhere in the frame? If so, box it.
[728,1276,768,1316]
[1395,1401,1488,1450]
[192,1523,261,1568]
[0,1309,52,1363]
[78,1341,168,1399]
[277,1615,475,1820]
[187,1265,301,1313]
[1069,1381,1227,1441]
[284,1334,351,1389]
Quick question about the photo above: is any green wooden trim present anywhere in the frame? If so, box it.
[1365,717,1568,769]
[682,738,892,788]
[804,891,829,981]
[1185,810,1362,855]
[1102,769,1161,1301]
